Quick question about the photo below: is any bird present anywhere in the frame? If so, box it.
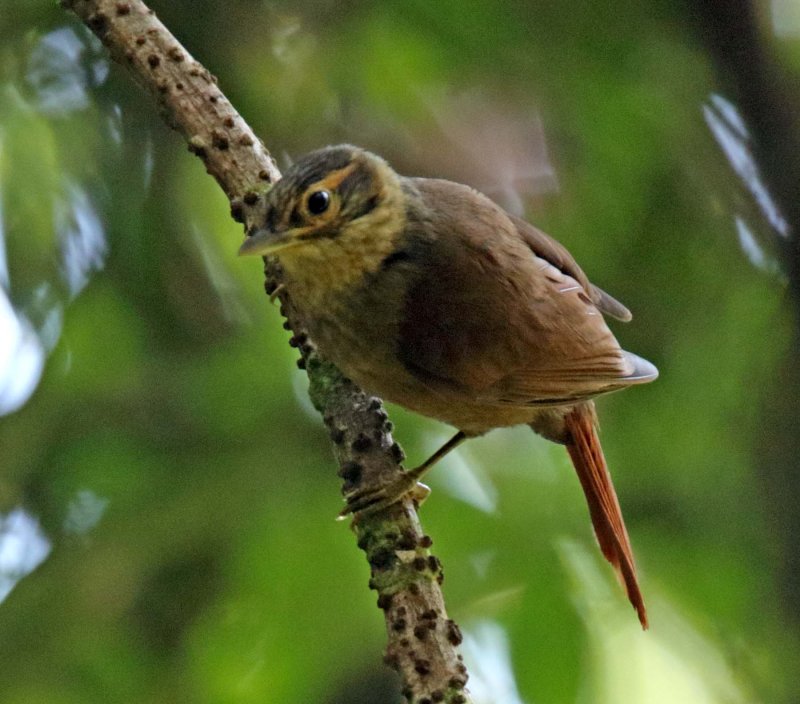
[238,144,658,627]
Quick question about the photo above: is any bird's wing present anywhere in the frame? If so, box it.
[507,214,632,322]
[398,179,656,406]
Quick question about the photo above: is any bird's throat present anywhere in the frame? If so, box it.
[278,191,407,310]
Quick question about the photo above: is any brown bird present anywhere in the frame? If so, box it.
[239,145,658,627]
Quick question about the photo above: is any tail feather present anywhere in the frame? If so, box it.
[564,402,648,628]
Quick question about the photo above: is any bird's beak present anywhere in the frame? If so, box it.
[238,227,294,257]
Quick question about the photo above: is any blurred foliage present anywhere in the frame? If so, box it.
[1,1,799,703]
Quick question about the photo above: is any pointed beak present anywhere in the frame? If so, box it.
[238,227,293,257]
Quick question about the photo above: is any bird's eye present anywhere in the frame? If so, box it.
[306,190,330,215]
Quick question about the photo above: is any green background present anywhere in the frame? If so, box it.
[1,1,799,702]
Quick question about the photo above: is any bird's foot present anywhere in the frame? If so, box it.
[336,431,467,519]
[269,283,286,303]
[338,476,430,519]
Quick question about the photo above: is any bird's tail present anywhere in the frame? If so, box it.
[564,402,648,628]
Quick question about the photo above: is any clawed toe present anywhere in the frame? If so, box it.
[336,431,467,520]
[337,477,429,518]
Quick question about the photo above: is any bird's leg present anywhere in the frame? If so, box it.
[339,431,468,517]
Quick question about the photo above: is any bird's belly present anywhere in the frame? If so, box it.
[301,298,540,434]
[344,364,539,435]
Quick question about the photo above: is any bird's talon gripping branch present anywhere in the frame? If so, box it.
[337,432,467,518]
[338,475,427,517]
[410,481,432,505]
[269,283,286,303]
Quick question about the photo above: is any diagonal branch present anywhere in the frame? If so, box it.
[60,1,471,701]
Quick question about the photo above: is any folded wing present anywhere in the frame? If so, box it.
[398,179,657,406]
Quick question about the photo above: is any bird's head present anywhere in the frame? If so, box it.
[239,146,407,294]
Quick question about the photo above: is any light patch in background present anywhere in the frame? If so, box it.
[142,134,155,192]
[0,172,45,416]
[25,27,108,117]
[0,185,7,291]
[291,366,323,425]
[190,224,250,325]
[270,13,306,65]
[56,182,107,298]
[703,94,790,240]
[735,216,783,277]
[31,283,65,353]
[482,425,561,484]
[469,549,497,580]
[419,90,559,216]
[462,620,527,704]
[0,178,104,416]
[103,106,155,192]
[709,93,749,141]
[559,539,756,704]
[106,103,124,146]
[0,288,46,416]
[63,490,109,536]
[0,509,51,605]
[0,175,105,416]
[427,430,498,514]
[772,0,800,36]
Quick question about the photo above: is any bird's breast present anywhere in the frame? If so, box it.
[292,277,541,435]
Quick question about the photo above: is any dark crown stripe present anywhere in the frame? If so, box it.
[294,148,354,192]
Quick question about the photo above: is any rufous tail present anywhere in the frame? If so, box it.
[564,402,648,628]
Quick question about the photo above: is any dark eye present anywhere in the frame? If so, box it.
[306,190,330,215]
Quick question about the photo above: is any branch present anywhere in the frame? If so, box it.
[61,1,471,701]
